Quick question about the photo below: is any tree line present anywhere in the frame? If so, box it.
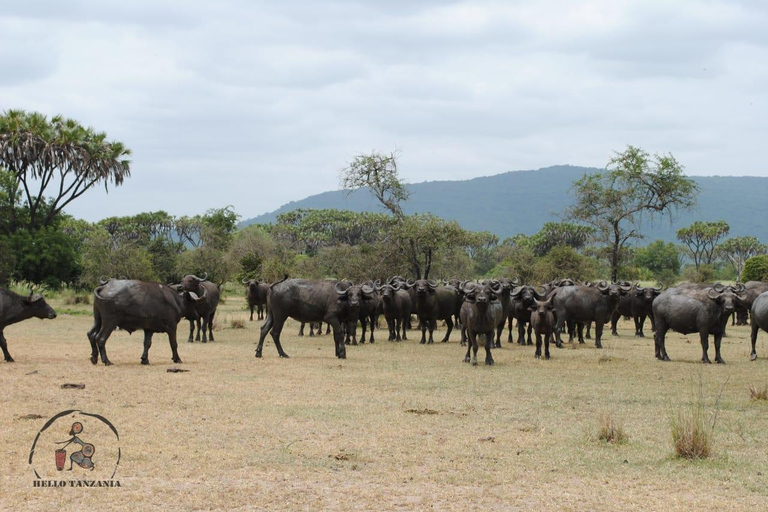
[2,109,767,290]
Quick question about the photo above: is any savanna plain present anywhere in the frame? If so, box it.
[2,291,767,511]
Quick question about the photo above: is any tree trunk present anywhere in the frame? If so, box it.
[611,225,620,282]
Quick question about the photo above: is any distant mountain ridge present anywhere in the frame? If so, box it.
[241,165,768,243]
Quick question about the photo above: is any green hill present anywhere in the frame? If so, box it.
[242,165,768,243]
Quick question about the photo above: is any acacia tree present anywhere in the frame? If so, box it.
[676,220,730,272]
[340,151,409,219]
[564,146,699,281]
[717,236,767,278]
[0,109,131,231]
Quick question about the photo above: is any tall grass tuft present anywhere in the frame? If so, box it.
[597,411,627,444]
[749,384,768,401]
[669,375,728,460]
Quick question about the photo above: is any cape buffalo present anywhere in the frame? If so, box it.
[653,284,747,364]
[0,289,57,362]
[345,281,379,345]
[377,282,412,341]
[553,281,631,349]
[734,281,768,326]
[460,281,503,365]
[749,290,768,360]
[87,279,206,365]
[407,279,458,344]
[171,274,220,343]
[530,297,555,360]
[243,278,270,321]
[257,279,371,359]
[610,283,662,337]
[510,285,545,345]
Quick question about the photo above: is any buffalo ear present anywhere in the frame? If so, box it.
[527,307,535,312]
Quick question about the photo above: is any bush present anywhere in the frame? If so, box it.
[597,412,627,444]
[741,255,768,282]
[670,405,711,459]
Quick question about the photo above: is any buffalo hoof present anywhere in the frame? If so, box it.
[485,360,494,366]
[141,359,149,365]
[255,352,262,358]
[751,353,757,361]
[463,357,470,363]
[535,353,541,359]
[702,359,711,364]
[526,340,533,346]
[338,354,346,359]
[471,360,478,366]
[279,353,290,358]
[635,333,645,338]
[556,342,563,349]
[103,360,113,366]
[611,331,618,336]
[173,357,182,364]
[187,340,193,343]
[420,340,426,345]
[715,358,726,364]
[90,356,98,365]
[545,354,550,360]
[494,343,501,349]
[5,356,14,363]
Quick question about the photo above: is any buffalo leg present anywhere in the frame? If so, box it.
[484,333,494,365]
[554,316,565,349]
[401,316,408,341]
[463,336,471,362]
[298,323,305,337]
[594,323,603,349]
[269,317,289,358]
[750,318,759,361]
[610,311,620,336]
[535,331,542,359]
[544,331,551,360]
[585,322,592,340]
[517,319,526,345]
[526,322,533,345]
[386,317,395,341]
[441,317,453,343]
[713,332,725,364]
[249,305,254,322]
[654,324,671,361]
[141,330,153,365]
[495,322,503,348]
[327,318,346,359]
[188,319,195,342]
[207,310,216,342]
[395,318,402,342]
[168,328,183,364]
[0,331,13,363]
[195,317,202,342]
[700,331,712,364]
[429,319,437,344]
[369,315,376,343]
[507,315,514,343]
[419,318,427,344]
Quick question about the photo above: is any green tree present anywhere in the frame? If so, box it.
[7,227,80,288]
[741,255,768,282]
[718,236,767,279]
[564,146,698,282]
[340,151,409,218]
[0,109,131,231]
[527,222,595,256]
[534,245,600,283]
[634,240,682,283]
[676,220,730,271]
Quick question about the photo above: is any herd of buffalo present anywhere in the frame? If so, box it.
[2,274,768,366]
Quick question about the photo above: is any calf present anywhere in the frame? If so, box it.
[377,282,412,341]
[243,278,270,320]
[530,298,555,359]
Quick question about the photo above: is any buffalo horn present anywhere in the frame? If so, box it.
[490,281,503,294]
[361,283,374,296]
[335,281,349,296]
[713,283,725,293]
[242,278,250,284]
[707,288,721,301]
[427,279,438,289]
[596,280,609,291]
[406,278,415,287]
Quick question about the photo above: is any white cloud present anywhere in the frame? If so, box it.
[1,0,767,222]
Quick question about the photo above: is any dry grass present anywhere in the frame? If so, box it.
[749,384,768,401]
[597,411,628,444]
[670,404,712,460]
[1,295,768,511]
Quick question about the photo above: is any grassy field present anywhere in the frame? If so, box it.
[2,293,767,511]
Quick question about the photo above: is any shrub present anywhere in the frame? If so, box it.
[670,405,711,459]
[742,255,768,282]
[230,318,245,330]
[597,412,627,444]
[749,384,768,401]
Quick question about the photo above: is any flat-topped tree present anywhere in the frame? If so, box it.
[564,146,699,282]
[0,109,131,231]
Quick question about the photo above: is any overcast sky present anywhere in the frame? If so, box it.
[2,1,766,223]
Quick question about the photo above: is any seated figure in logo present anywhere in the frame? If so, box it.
[56,421,95,470]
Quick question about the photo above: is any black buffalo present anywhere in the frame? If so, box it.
[345,281,379,345]
[460,281,503,365]
[0,289,57,362]
[257,279,369,359]
[510,285,545,345]
[407,279,459,344]
[377,282,412,341]
[653,284,747,364]
[172,274,220,343]
[243,278,270,321]
[530,297,555,360]
[87,279,205,365]
[610,283,662,337]
[749,290,768,361]
[553,281,631,349]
